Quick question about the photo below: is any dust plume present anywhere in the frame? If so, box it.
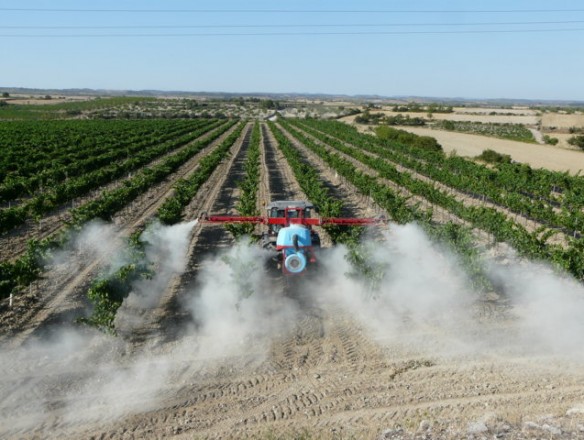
[124,219,197,308]
[47,219,125,277]
[0,222,297,439]
[0,220,200,438]
[185,238,299,360]
[314,222,584,360]
[488,260,584,357]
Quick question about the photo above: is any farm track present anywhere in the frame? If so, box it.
[2,122,584,439]
[0,121,228,262]
[0,123,241,346]
[122,123,254,346]
[261,123,332,247]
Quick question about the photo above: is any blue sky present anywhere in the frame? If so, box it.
[2,0,584,100]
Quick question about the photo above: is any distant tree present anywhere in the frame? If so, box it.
[0,101,7,107]
[1,92,9,98]
[441,120,456,130]
[259,99,281,110]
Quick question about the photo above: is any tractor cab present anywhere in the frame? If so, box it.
[265,200,316,234]
[262,201,321,270]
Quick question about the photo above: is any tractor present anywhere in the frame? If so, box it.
[200,200,384,276]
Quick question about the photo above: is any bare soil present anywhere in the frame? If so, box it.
[541,113,584,131]
[380,110,539,125]
[1,122,584,440]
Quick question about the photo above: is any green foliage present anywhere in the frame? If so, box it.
[72,120,236,225]
[355,112,425,126]
[567,135,584,150]
[290,118,584,283]
[79,238,153,334]
[345,239,388,298]
[157,122,245,225]
[0,97,160,120]
[0,240,45,299]
[543,135,559,145]
[0,119,226,233]
[0,120,235,301]
[375,126,442,152]
[259,99,281,110]
[436,120,536,143]
[476,149,512,164]
[393,103,453,113]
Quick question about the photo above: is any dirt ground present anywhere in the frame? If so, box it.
[541,113,584,131]
[1,122,584,439]
[375,110,538,125]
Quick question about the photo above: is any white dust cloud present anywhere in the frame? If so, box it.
[186,238,299,359]
[489,260,584,356]
[124,219,197,309]
[2,219,584,439]
[315,222,584,359]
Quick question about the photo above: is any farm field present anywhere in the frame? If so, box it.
[1,111,584,439]
[340,105,584,174]
[381,126,584,175]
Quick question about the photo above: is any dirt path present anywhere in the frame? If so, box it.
[119,123,254,346]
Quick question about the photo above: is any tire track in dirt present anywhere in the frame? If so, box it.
[123,123,254,346]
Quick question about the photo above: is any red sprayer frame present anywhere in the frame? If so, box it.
[201,215,384,227]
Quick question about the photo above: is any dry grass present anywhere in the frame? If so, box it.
[395,127,584,174]
[541,113,584,130]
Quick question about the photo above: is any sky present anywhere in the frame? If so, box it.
[2,0,584,101]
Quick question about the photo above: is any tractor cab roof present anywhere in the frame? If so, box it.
[265,200,315,211]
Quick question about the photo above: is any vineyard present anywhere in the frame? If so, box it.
[1,113,584,439]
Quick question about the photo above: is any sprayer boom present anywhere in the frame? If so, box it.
[198,201,386,277]
[201,215,385,227]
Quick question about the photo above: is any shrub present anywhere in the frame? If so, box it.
[476,149,512,164]
[375,126,442,152]
[567,135,584,150]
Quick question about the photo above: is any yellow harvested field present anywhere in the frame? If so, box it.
[373,109,538,124]
[396,127,584,175]
[541,113,584,129]
[6,95,94,105]
[423,112,536,124]
[454,107,537,115]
